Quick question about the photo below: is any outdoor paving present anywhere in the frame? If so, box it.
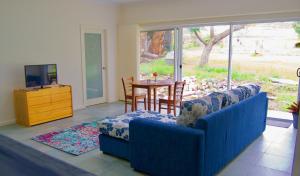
[268,110,293,121]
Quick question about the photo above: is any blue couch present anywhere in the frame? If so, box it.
[129,92,268,176]
[99,111,176,160]
[99,84,268,176]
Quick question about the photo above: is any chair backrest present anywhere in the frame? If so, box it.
[122,76,134,97]
[173,80,186,103]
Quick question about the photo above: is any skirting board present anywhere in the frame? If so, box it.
[0,119,16,127]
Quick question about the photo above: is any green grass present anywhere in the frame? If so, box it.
[140,59,174,76]
[140,58,298,112]
[192,66,227,80]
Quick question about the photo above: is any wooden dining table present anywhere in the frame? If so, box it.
[131,80,174,112]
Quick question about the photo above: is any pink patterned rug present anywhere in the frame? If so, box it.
[32,122,100,155]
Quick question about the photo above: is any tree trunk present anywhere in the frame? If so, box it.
[199,44,213,67]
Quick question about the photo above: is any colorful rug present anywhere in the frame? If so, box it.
[32,122,100,155]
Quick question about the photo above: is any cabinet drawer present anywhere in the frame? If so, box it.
[52,93,71,102]
[29,107,72,124]
[28,102,71,114]
[51,86,71,94]
[26,89,52,98]
[28,104,53,114]
[52,107,72,117]
[52,101,72,109]
[27,96,51,106]
[29,111,52,123]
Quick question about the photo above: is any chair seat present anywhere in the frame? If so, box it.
[159,98,180,104]
[122,76,147,113]
[126,93,146,99]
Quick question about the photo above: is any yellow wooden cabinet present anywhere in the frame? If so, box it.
[14,85,73,126]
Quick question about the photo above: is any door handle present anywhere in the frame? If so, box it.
[102,66,106,70]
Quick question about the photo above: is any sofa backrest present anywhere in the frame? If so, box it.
[177,84,261,127]
[195,92,268,176]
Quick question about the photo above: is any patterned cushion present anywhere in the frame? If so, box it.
[177,84,261,127]
[208,92,228,109]
[98,111,176,141]
[177,93,224,127]
[237,84,261,97]
[223,84,261,107]
[222,88,243,107]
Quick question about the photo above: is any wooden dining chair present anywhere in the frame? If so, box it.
[159,80,186,116]
[122,77,147,113]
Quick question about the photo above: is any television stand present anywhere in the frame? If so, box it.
[14,85,73,126]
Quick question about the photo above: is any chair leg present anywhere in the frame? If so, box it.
[144,98,146,110]
[167,103,171,114]
[159,101,161,113]
[173,102,176,116]
[135,98,138,111]
[125,99,127,113]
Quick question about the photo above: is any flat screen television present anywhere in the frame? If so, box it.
[25,64,58,88]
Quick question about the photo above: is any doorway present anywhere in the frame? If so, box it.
[81,26,106,106]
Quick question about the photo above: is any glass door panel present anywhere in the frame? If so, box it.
[81,28,106,106]
[139,29,175,81]
[182,25,230,100]
[232,21,300,113]
[85,33,103,100]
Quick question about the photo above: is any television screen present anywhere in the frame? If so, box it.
[25,64,57,88]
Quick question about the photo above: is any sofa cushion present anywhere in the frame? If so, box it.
[98,111,176,141]
[222,88,243,107]
[222,84,261,107]
[237,84,261,97]
[177,93,224,127]
[177,84,261,127]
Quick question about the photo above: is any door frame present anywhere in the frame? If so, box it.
[80,25,107,106]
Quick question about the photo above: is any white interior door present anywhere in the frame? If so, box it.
[81,26,106,106]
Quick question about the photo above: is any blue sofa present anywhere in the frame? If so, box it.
[99,85,268,176]
[130,92,268,176]
[99,111,176,160]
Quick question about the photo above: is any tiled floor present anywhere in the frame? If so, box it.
[0,102,296,176]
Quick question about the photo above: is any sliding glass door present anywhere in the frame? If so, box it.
[139,21,300,114]
[231,22,300,112]
[181,25,230,99]
[139,29,175,81]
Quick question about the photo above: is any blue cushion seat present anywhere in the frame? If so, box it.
[98,110,176,141]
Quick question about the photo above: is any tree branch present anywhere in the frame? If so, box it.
[211,25,245,45]
[193,30,207,46]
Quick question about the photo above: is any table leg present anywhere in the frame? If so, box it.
[147,88,151,111]
[132,85,135,112]
[167,85,171,114]
[153,88,156,111]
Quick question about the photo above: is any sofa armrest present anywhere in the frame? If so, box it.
[129,119,205,176]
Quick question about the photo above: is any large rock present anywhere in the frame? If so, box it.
[270,78,298,85]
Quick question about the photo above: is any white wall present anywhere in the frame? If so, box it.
[0,0,119,125]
